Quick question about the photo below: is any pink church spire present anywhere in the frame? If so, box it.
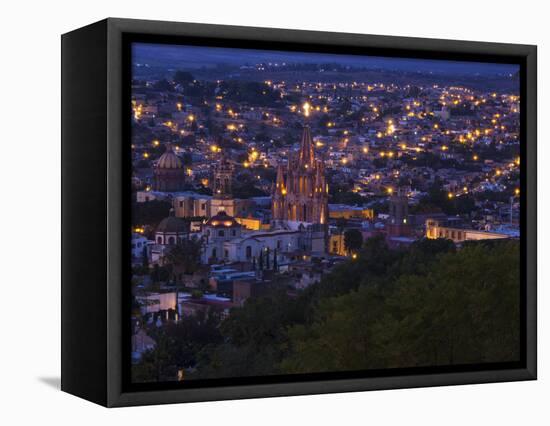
[298,125,315,168]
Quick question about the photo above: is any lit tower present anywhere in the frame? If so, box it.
[271,163,287,220]
[210,156,238,217]
[387,188,411,237]
[271,102,328,224]
[212,156,233,199]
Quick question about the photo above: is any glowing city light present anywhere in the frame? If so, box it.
[303,102,311,117]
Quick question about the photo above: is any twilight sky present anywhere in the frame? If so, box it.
[133,42,520,76]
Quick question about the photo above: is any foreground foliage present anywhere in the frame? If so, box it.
[133,237,520,382]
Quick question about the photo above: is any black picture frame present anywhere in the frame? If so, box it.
[61,17,537,407]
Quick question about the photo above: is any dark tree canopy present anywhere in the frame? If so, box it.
[133,238,520,382]
[173,70,195,85]
[132,200,172,228]
[344,229,363,253]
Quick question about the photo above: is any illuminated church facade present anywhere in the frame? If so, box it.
[271,125,329,225]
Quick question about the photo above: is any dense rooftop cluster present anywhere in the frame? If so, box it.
[129,57,521,383]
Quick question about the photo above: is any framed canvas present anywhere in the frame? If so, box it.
[61,18,537,407]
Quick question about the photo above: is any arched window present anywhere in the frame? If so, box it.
[231,229,236,236]
[168,236,175,245]
[246,246,252,259]
[157,236,162,244]
[218,230,225,237]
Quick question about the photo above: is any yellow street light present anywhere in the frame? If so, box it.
[303,102,311,117]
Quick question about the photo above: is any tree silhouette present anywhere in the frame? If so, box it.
[165,239,202,280]
[344,229,363,254]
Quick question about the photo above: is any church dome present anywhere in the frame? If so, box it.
[205,211,240,228]
[156,215,187,233]
[156,145,183,169]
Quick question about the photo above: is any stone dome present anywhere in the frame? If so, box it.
[156,145,183,169]
[205,211,240,228]
[156,215,188,233]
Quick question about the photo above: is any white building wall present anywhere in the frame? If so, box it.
[136,191,157,203]
[201,231,302,264]
[131,234,149,259]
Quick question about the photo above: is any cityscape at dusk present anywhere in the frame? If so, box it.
[129,43,521,383]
